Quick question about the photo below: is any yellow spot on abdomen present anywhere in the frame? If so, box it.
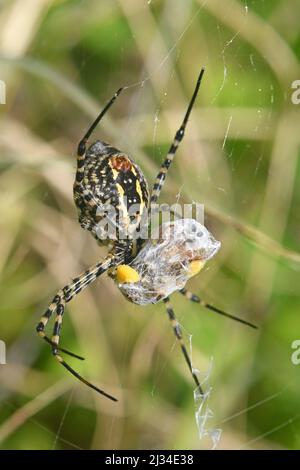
[116,265,140,284]
[188,260,205,277]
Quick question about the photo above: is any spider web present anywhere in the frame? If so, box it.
[1,0,300,452]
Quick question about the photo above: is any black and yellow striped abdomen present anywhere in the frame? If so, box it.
[73,140,149,250]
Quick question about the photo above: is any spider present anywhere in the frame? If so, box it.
[36,68,256,402]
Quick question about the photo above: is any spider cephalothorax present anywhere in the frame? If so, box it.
[37,69,256,402]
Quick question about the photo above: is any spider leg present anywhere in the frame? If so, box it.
[179,288,258,330]
[37,291,84,360]
[75,87,123,187]
[36,255,119,401]
[51,301,117,402]
[150,68,205,208]
[164,297,204,396]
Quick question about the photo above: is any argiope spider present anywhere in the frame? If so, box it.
[36,68,257,402]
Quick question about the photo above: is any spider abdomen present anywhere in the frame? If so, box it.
[73,140,149,245]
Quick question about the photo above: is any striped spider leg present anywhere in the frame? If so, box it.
[164,291,257,397]
[37,255,119,401]
[149,67,205,208]
[164,297,204,395]
[179,288,257,330]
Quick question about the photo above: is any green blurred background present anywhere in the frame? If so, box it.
[0,0,300,450]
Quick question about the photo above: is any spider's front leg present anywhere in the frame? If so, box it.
[36,255,119,401]
[149,68,205,208]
